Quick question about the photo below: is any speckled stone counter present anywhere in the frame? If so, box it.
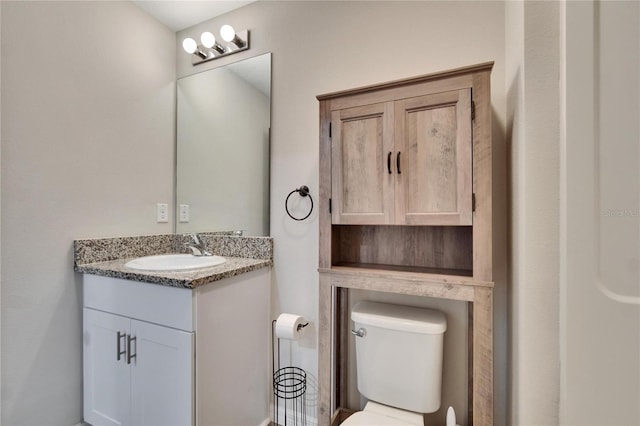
[74,233,273,289]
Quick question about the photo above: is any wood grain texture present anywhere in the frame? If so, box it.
[323,75,472,113]
[318,274,333,424]
[472,70,493,282]
[332,225,473,272]
[472,286,493,425]
[319,100,332,269]
[468,302,474,424]
[321,267,493,299]
[332,103,394,224]
[336,288,349,410]
[395,89,473,225]
[331,88,472,227]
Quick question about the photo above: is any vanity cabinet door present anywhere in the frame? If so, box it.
[83,308,132,426]
[331,102,395,224]
[130,319,194,426]
[83,308,194,426]
[395,89,473,225]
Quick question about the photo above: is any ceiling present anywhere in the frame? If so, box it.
[133,1,255,32]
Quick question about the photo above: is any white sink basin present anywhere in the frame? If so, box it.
[124,254,226,271]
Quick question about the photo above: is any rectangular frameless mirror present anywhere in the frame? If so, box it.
[176,53,271,236]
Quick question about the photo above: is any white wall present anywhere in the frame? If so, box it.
[506,1,561,424]
[177,2,507,424]
[0,2,175,424]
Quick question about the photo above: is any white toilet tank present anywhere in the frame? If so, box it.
[351,301,447,414]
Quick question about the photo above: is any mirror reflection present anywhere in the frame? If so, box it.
[176,53,271,236]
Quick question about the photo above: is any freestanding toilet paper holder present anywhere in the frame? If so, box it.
[272,319,308,426]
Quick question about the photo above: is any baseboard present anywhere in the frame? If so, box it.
[259,418,271,426]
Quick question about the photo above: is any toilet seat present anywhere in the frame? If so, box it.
[341,402,424,426]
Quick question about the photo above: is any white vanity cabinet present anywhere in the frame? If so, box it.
[82,267,271,426]
[83,275,194,426]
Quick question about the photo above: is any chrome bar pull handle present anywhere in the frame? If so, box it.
[351,328,366,338]
[127,335,137,365]
[117,331,126,361]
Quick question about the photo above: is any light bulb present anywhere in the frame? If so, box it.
[220,25,236,43]
[182,38,197,54]
[200,32,215,49]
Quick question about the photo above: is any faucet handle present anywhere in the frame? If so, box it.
[183,232,205,246]
[183,233,212,257]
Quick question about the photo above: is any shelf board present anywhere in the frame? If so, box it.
[332,262,473,277]
[320,263,493,302]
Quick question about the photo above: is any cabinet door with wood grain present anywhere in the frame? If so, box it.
[331,102,395,224]
[395,89,473,225]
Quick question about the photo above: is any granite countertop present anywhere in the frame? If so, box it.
[75,256,271,289]
[73,233,273,289]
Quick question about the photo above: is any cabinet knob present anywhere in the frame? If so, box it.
[387,152,392,174]
[396,151,401,174]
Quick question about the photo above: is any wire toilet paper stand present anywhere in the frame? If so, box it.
[272,319,308,426]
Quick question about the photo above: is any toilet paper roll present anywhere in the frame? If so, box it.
[275,313,307,340]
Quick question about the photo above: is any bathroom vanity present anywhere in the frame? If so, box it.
[75,234,273,426]
[317,63,495,425]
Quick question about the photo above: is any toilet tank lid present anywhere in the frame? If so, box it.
[351,302,447,334]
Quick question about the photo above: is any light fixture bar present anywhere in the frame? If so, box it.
[189,29,249,66]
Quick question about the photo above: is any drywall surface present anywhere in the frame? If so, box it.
[506,1,561,424]
[177,1,506,424]
[0,2,175,424]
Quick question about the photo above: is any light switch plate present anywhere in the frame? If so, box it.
[157,203,169,223]
[179,204,190,223]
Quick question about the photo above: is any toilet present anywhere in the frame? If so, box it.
[343,301,447,426]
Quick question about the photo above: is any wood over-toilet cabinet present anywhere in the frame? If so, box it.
[318,62,495,426]
[331,88,473,226]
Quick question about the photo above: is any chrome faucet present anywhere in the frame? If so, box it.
[184,233,212,257]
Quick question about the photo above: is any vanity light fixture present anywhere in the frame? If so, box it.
[200,31,225,55]
[182,37,207,59]
[220,25,246,48]
[182,25,250,66]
